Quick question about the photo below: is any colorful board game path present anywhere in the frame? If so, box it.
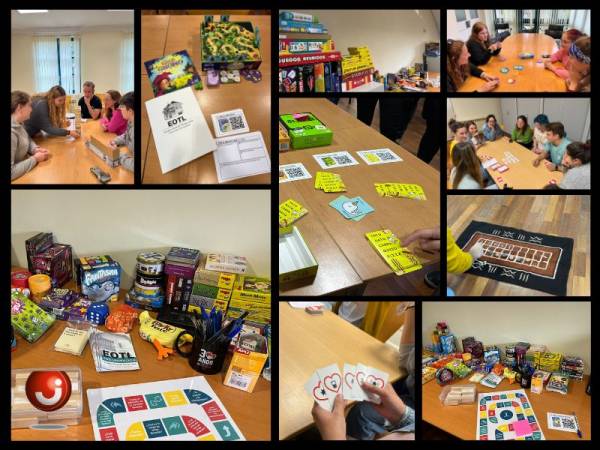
[477,390,544,441]
[87,377,244,441]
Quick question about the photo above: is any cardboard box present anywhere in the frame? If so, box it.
[193,255,237,289]
[279,226,318,284]
[86,136,121,167]
[31,243,73,288]
[76,256,121,303]
[279,112,333,149]
[231,276,271,302]
[223,336,268,392]
[279,123,290,152]
[201,19,262,71]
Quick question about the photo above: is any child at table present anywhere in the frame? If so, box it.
[466,121,485,148]
[100,90,127,135]
[533,122,572,172]
[78,81,102,120]
[482,114,509,142]
[532,114,550,154]
[110,91,134,172]
[467,22,506,66]
[558,141,591,189]
[566,36,591,92]
[511,115,533,149]
[544,29,584,80]
[24,85,80,139]
[447,39,499,92]
[313,303,416,440]
[11,91,49,180]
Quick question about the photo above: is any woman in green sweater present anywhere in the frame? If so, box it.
[511,115,533,149]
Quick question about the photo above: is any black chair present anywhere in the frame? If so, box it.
[494,22,511,41]
[545,24,564,40]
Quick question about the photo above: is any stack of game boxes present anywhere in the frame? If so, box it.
[25,232,73,288]
[278,11,342,92]
[126,252,166,311]
[560,356,585,380]
[340,47,375,91]
[164,247,201,312]
[226,276,271,343]
[537,352,563,372]
[189,253,247,314]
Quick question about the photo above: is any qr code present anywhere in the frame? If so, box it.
[333,155,353,165]
[284,166,305,179]
[561,417,576,429]
[218,115,245,132]
[375,151,396,161]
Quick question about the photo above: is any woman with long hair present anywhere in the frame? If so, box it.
[559,141,591,189]
[566,36,591,92]
[467,22,506,66]
[447,39,499,92]
[544,28,585,80]
[100,90,127,135]
[450,142,485,189]
[24,85,79,138]
[511,115,533,149]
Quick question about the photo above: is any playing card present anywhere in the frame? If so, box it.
[482,158,498,169]
[361,366,389,404]
[497,165,509,173]
[342,363,363,401]
[355,363,371,399]
[329,196,374,221]
[316,363,343,403]
[305,371,333,411]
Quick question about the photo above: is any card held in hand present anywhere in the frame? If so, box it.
[305,371,333,411]
[316,363,343,404]
[362,366,389,404]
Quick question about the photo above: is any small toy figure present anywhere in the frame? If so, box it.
[138,311,192,360]
[86,303,110,325]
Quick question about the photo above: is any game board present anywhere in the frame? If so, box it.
[456,221,573,296]
[201,18,262,71]
[87,377,244,441]
[477,389,545,440]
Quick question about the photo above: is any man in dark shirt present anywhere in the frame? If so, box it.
[78,81,102,119]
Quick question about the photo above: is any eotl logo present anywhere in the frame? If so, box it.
[25,371,72,411]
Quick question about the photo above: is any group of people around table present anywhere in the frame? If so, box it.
[11,81,135,181]
[448,114,590,190]
[447,22,591,92]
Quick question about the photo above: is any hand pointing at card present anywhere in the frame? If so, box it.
[311,394,349,440]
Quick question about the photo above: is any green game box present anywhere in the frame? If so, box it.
[279,112,333,149]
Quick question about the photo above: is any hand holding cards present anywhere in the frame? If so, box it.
[305,362,389,411]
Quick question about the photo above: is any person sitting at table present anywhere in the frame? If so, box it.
[466,22,506,66]
[110,91,134,172]
[532,114,550,154]
[11,91,50,180]
[533,122,572,172]
[447,39,499,92]
[482,114,509,142]
[24,85,80,139]
[100,90,127,135]
[511,115,533,149]
[566,36,591,92]
[558,141,591,189]
[544,28,584,80]
[449,142,486,189]
[448,119,469,158]
[78,81,102,120]
[466,121,485,148]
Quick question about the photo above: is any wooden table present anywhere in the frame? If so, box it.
[12,121,133,185]
[279,98,440,293]
[422,376,591,440]
[278,303,402,440]
[475,137,563,189]
[459,34,566,92]
[11,287,270,441]
[141,15,271,184]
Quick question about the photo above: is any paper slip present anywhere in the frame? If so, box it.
[306,363,390,411]
[547,413,578,433]
[375,183,427,201]
[480,372,503,388]
[279,163,312,183]
[288,302,324,309]
[145,86,216,174]
[482,158,499,169]
[315,171,346,192]
[313,151,359,169]
[213,131,270,183]
[365,229,422,276]
[279,199,308,227]
[329,196,374,221]
[211,109,249,137]
[356,148,403,165]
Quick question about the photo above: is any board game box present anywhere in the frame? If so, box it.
[144,50,203,97]
[31,243,73,287]
[76,256,121,303]
[201,17,262,71]
[279,112,333,149]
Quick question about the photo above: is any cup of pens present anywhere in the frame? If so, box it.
[176,307,248,375]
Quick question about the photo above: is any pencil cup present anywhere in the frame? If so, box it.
[185,335,230,375]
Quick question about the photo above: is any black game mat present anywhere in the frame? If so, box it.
[455,221,574,296]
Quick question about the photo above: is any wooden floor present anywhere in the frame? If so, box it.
[335,98,441,172]
[447,195,590,297]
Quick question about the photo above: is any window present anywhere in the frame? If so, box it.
[120,32,134,94]
[33,35,80,94]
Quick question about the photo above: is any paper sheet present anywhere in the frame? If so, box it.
[213,131,270,183]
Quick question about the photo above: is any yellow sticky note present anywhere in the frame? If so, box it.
[365,229,422,275]
[279,199,308,227]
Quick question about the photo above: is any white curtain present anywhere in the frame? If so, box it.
[33,35,80,94]
[120,32,134,94]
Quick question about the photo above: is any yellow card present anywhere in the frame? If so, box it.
[316,172,346,192]
[374,183,426,200]
[365,229,422,275]
[279,199,308,227]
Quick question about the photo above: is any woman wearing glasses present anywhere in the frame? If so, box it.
[447,39,499,92]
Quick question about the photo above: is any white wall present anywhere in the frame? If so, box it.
[296,10,440,74]
[11,30,132,94]
[11,190,271,287]
[447,98,503,139]
[423,302,592,374]
[447,9,487,41]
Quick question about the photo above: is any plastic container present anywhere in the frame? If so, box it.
[439,384,477,406]
[11,367,83,429]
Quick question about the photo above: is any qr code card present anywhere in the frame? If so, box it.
[279,163,312,183]
[313,151,359,169]
[211,109,250,137]
[356,148,403,165]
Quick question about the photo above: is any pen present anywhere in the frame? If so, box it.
[572,412,582,438]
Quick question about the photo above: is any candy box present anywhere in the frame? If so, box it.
[64,298,93,322]
[31,244,73,287]
[11,291,55,343]
[75,256,121,303]
[25,232,53,272]
[38,289,78,320]
[422,366,437,384]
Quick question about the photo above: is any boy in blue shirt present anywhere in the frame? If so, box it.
[533,122,571,172]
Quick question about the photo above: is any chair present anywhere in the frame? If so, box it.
[494,22,511,41]
[545,24,564,40]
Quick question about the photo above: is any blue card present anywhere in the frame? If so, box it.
[329,196,374,221]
